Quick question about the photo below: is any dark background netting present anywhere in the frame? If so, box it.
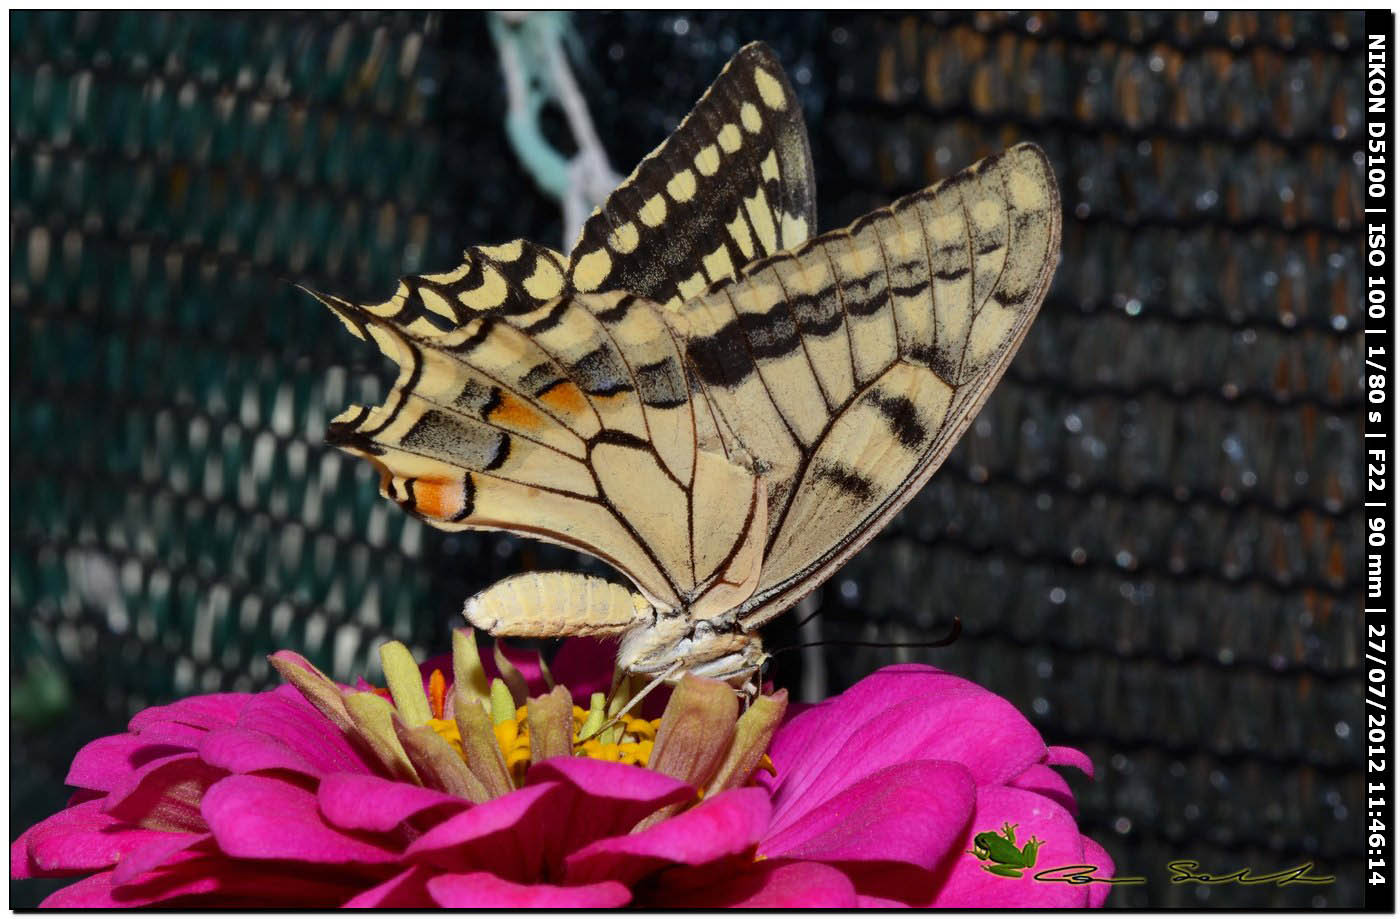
[10,11,1365,907]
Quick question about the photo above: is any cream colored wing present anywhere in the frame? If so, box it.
[567,41,816,308]
[665,142,1062,628]
[310,42,822,636]
[316,282,766,619]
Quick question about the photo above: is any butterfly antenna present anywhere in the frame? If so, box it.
[792,598,824,630]
[769,617,962,658]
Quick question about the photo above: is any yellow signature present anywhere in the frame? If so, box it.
[1165,860,1336,887]
[1023,860,1335,888]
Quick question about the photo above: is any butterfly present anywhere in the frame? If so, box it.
[311,42,1061,696]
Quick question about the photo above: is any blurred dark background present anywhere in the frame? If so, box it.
[10,11,1365,907]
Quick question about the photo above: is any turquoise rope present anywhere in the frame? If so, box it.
[489,12,574,203]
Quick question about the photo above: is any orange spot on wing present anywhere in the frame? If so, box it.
[489,392,542,430]
[539,382,588,416]
[413,478,465,520]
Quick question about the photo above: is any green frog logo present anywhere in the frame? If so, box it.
[968,822,1044,878]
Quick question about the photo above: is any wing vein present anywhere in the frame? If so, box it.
[466,316,609,434]
[817,239,862,394]
[718,287,807,458]
[769,266,838,414]
[914,196,940,369]
[869,220,905,357]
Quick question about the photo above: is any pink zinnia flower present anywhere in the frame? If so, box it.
[12,631,1112,907]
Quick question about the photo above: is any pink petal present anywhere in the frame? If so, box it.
[405,781,562,878]
[547,638,619,700]
[121,720,212,749]
[524,757,695,868]
[846,862,942,907]
[659,859,859,907]
[222,686,376,776]
[13,798,104,876]
[550,639,671,717]
[417,651,454,683]
[318,773,469,834]
[127,693,251,734]
[1008,762,1077,815]
[12,799,176,877]
[427,872,631,907]
[196,686,375,779]
[65,733,188,791]
[493,641,550,696]
[760,760,974,869]
[31,817,191,876]
[929,785,1100,907]
[565,787,771,886]
[102,851,378,907]
[202,774,401,864]
[11,827,38,878]
[344,865,437,907]
[419,643,557,702]
[763,666,1045,841]
[102,753,226,833]
[40,870,122,907]
[111,832,213,885]
[198,727,319,777]
[1081,835,1117,908]
[412,762,690,881]
[1047,744,1095,778]
[67,788,104,807]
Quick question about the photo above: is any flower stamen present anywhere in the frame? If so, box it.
[428,669,447,720]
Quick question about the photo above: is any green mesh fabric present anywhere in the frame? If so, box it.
[11,11,1363,907]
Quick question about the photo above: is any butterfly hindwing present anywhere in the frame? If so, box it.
[567,42,816,308]
[665,142,1062,626]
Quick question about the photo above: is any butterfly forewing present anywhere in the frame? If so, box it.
[567,42,816,307]
[665,142,1061,627]
[316,240,571,342]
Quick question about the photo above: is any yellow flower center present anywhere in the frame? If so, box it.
[292,636,787,806]
[272,632,792,816]
[426,701,661,781]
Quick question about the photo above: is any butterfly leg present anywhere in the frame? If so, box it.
[581,660,684,742]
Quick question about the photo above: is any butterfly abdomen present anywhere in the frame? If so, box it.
[464,572,651,638]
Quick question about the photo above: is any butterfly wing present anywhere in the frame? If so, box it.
[312,42,820,634]
[315,42,1056,665]
[316,281,766,618]
[665,142,1062,627]
[567,41,816,307]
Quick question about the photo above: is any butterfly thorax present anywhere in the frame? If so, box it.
[616,605,767,694]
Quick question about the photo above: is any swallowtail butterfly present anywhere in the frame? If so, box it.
[312,42,1061,695]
